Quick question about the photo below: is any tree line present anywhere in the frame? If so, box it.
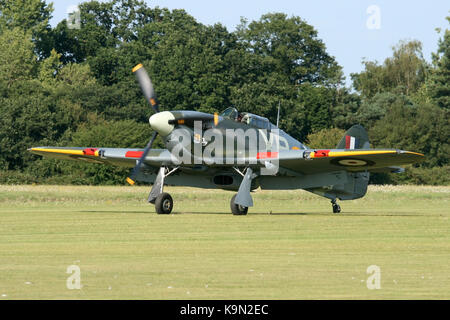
[0,0,448,185]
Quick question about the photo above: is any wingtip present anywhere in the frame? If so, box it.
[401,150,425,157]
[410,151,425,157]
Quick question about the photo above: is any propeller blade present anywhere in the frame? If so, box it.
[132,63,160,114]
[126,131,158,185]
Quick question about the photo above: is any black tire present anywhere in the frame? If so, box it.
[230,194,248,215]
[155,193,173,214]
[332,204,341,214]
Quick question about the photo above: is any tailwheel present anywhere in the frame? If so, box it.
[331,199,341,214]
[230,194,248,215]
[155,192,173,214]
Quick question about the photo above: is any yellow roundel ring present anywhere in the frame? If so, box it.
[338,159,368,166]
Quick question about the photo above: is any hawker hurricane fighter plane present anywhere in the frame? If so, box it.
[29,64,424,215]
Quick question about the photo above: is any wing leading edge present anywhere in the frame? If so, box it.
[28,147,175,168]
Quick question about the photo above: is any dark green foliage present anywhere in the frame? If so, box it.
[236,13,343,86]
[428,17,450,109]
[0,0,54,58]
[357,92,411,128]
[0,80,67,170]
[306,128,346,149]
[351,40,429,98]
[52,118,155,185]
[0,1,448,185]
[370,102,449,168]
[368,165,450,186]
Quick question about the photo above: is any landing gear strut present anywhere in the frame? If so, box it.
[148,166,178,214]
[230,167,257,215]
[331,199,341,214]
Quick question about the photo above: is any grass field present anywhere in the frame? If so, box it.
[0,184,448,299]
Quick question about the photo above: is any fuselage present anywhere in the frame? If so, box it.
[149,108,308,164]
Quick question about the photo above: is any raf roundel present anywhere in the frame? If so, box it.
[338,159,368,166]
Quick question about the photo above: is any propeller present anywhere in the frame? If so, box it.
[132,63,160,113]
[127,64,160,185]
[126,131,158,185]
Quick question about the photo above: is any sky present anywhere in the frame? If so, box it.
[50,0,449,86]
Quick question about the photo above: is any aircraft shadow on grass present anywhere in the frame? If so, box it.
[79,210,427,217]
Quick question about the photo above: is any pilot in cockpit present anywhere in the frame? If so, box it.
[220,107,249,124]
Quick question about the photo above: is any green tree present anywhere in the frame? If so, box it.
[352,40,428,98]
[136,10,235,114]
[39,48,62,85]
[0,0,54,57]
[57,62,97,87]
[354,92,411,128]
[236,13,343,86]
[330,89,361,129]
[428,16,450,109]
[306,128,345,149]
[0,0,52,34]
[0,81,61,170]
[50,0,154,63]
[370,100,449,168]
[0,28,36,87]
[59,118,154,185]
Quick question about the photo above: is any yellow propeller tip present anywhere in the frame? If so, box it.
[132,64,143,73]
[126,177,135,185]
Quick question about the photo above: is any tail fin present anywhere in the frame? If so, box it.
[331,125,370,200]
[336,125,370,150]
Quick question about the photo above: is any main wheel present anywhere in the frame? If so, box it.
[230,194,248,215]
[154,192,173,214]
[332,203,341,214]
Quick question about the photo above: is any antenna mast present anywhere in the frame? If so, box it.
[276,101,281,128]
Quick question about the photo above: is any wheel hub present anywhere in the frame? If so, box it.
[162,199,171,211]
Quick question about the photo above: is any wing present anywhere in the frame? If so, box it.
[29,146,424,174]
[275,148,424,175]
[28,147,176,168]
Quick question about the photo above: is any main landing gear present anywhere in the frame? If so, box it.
[154,192,173,214]
[331,199,341,214]
[148,167,178,214]
[229,167,256,215]
[230,194,248,215]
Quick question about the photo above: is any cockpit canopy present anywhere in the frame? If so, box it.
[220,107,239,120]
[220,107,275,130]
[241,113,274,130]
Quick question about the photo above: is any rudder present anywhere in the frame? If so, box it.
[336,125,370,150]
